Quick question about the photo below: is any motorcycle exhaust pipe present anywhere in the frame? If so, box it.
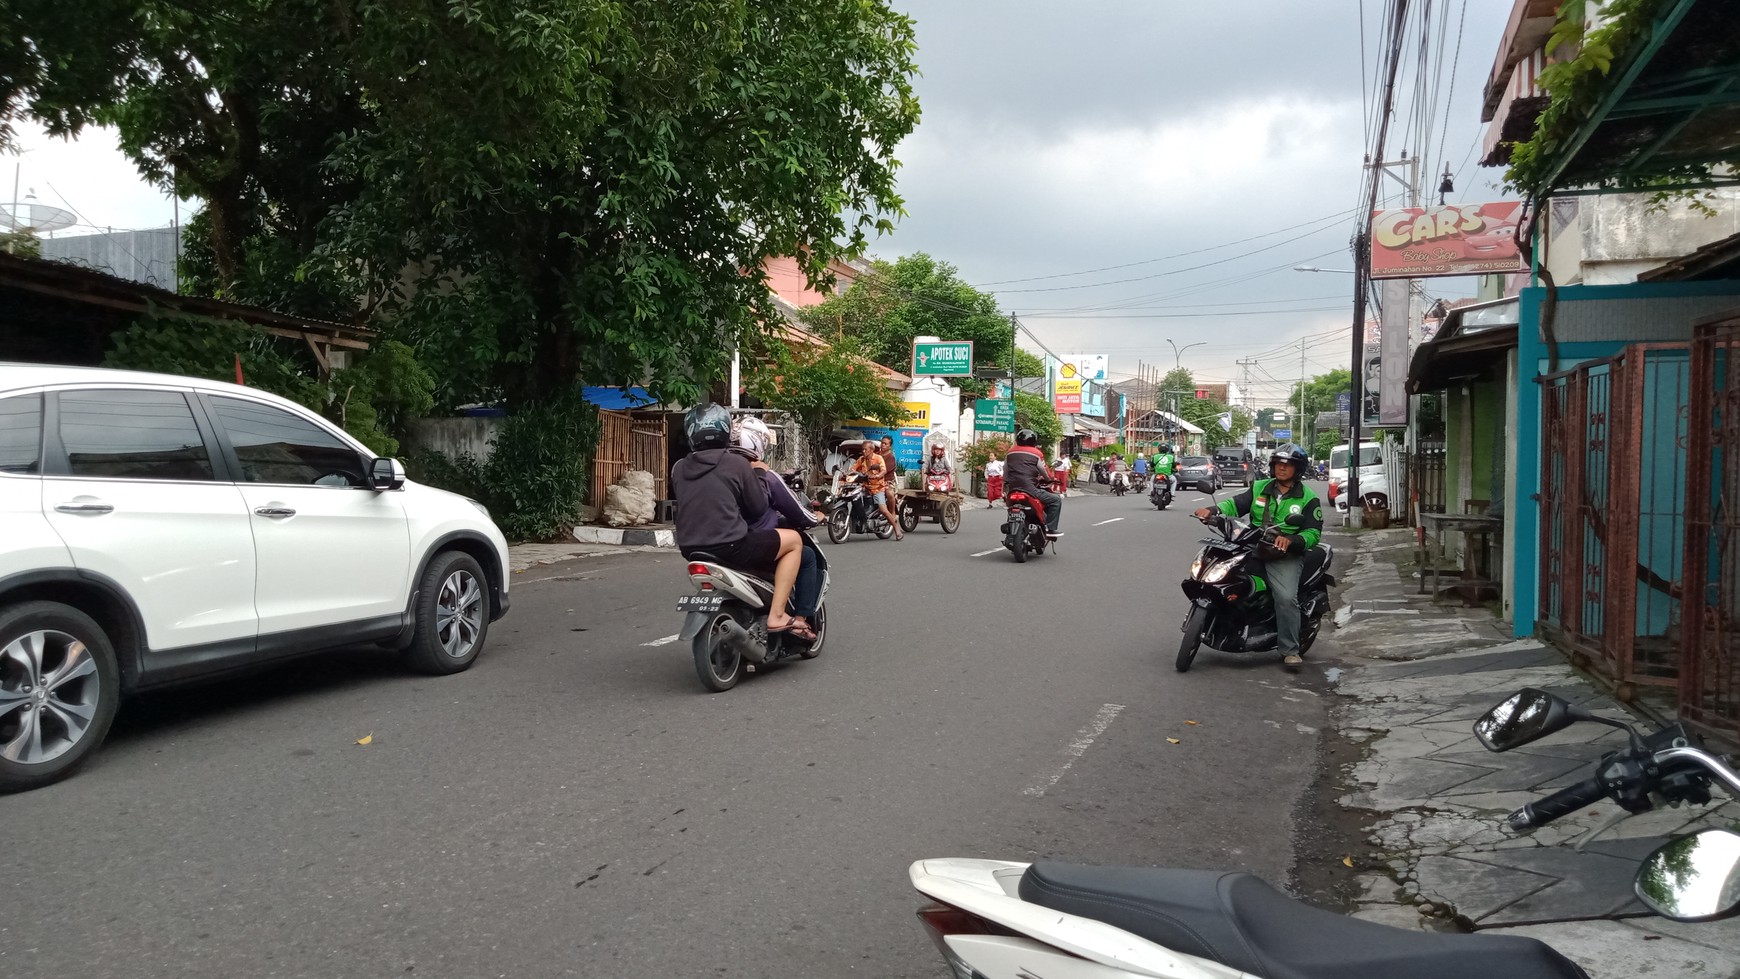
[718,618,769,664]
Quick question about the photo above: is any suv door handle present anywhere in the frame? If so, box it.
[55,502,114,514]
[254,506,297,518]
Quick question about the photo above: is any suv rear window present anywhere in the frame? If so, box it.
[0,394,42,475]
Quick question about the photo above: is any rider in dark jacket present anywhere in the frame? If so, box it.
[1003,429,1062,536]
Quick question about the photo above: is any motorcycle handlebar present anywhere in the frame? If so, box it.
[1506,777,1609,831]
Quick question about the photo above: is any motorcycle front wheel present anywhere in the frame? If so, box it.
[899,502,919,533]
[1176,605,1209,673]
[826,508,849,544]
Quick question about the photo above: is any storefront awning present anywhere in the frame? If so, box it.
[1408,296,1520,394]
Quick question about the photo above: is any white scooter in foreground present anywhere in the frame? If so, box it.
[910,687,1740,979]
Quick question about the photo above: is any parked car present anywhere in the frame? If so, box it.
[1212,446,1256,486]
[1329,440,1389,513]
[0,364,512,791]
[1174,455,1221,492]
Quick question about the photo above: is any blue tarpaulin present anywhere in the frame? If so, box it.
[581,386,660,410]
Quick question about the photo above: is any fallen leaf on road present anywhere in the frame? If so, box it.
[1166,738,1181,744]
[355,733,373,745]
[1185,720,1200,725]
[1342,856,1354,868]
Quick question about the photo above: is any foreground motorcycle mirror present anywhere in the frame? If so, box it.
[1473,688,1582,751]
[1634,829,1740,921]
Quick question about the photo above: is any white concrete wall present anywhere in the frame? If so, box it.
[900,376,963,443]
[1545,190,1740,285]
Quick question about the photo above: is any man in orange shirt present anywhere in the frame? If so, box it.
[854,440,903,540]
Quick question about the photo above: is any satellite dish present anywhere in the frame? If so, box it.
[1,190,76,235]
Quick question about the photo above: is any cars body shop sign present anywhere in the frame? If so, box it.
[1370,202,1526,279]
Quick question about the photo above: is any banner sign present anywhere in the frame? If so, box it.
[1054,392,1082,414]
[901,401,931,427]
[1369,202,1526,279]
[1054,378,1082,396]
[974,398,1015,433]
[1059,354,1107,382]
[912,340,975,376]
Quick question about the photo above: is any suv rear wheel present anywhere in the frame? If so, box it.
[0,601,121,792]
[403,552,491,675]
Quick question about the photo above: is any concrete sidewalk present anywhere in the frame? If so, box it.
[1325,528,1740,978]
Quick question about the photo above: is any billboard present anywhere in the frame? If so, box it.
[1059,354,1108,382]
[1370,202,1526,279]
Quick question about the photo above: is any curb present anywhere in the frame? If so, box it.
[572,526,676,548]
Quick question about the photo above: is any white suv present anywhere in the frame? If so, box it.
[0,364,511,791]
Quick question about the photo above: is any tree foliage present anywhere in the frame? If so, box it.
[747,336,905,462]
[801,253,1027,397]
[6,0,922,410]
[1012,390,1062,449]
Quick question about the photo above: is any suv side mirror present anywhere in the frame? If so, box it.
[1635,829,1740,921]
[370,457,407,491]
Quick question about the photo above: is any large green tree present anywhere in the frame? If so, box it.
[6,0,922,409]
[800,253,1034,396]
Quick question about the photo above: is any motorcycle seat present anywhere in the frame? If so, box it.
[1304,543,1333,581]
[1019,862,1587,979]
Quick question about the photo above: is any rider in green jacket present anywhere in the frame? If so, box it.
[1195,443,1322,669]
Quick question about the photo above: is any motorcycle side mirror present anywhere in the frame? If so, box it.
[1472,688,1584,751]
[1634,829,1740,921]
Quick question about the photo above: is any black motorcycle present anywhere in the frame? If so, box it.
[1175,509,1333,672]
[1000,480,1055,563]
[1149,475,1173,510]
[823,475,894,543]
[781,466,807,495]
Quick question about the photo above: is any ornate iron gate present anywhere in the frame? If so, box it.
[1539,345,1690,695]
[1682,319,1740,747]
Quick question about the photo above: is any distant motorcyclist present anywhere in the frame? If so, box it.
[1154,443,1178,495]
[1004,429,1063,537]
[1194,442,1322,670]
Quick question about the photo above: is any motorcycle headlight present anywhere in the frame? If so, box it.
[1202,558,1234,583]
[1190,552,1205,577]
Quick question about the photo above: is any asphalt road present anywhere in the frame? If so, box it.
[3,489,1335,979]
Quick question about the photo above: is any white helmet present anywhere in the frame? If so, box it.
[732,415,772,460]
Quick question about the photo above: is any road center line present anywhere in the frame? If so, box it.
[1091,517,1125,526]
[1022,703,1126,797]
[970,548,1003,557]
[641,634,681,646]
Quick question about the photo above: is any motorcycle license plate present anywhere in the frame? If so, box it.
[676,594,726,613]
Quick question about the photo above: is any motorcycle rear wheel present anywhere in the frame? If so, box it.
[1176,605,1209,673]
[797,603,826,659]
[1012,534,1028,563]
[826,508,849,544]
[693,613,743,692]
[873,511,896,539]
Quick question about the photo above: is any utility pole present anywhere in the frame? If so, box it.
[1349,0,1410,522]
[1298,338,1307,450]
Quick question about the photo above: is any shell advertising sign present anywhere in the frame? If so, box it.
[1369,202,1526,279]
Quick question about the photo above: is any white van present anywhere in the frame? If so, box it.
[1329,441,1389,513]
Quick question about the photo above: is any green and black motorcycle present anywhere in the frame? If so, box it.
[1175,507,1334,672]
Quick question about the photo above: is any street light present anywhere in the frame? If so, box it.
[1293,265,1356,274]
[1164,339,1205,370]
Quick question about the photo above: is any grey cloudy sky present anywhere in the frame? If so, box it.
[879,0,1518,403]
[9,1,1517,405]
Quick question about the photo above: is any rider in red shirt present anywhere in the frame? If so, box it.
[1002,429,1063,537]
